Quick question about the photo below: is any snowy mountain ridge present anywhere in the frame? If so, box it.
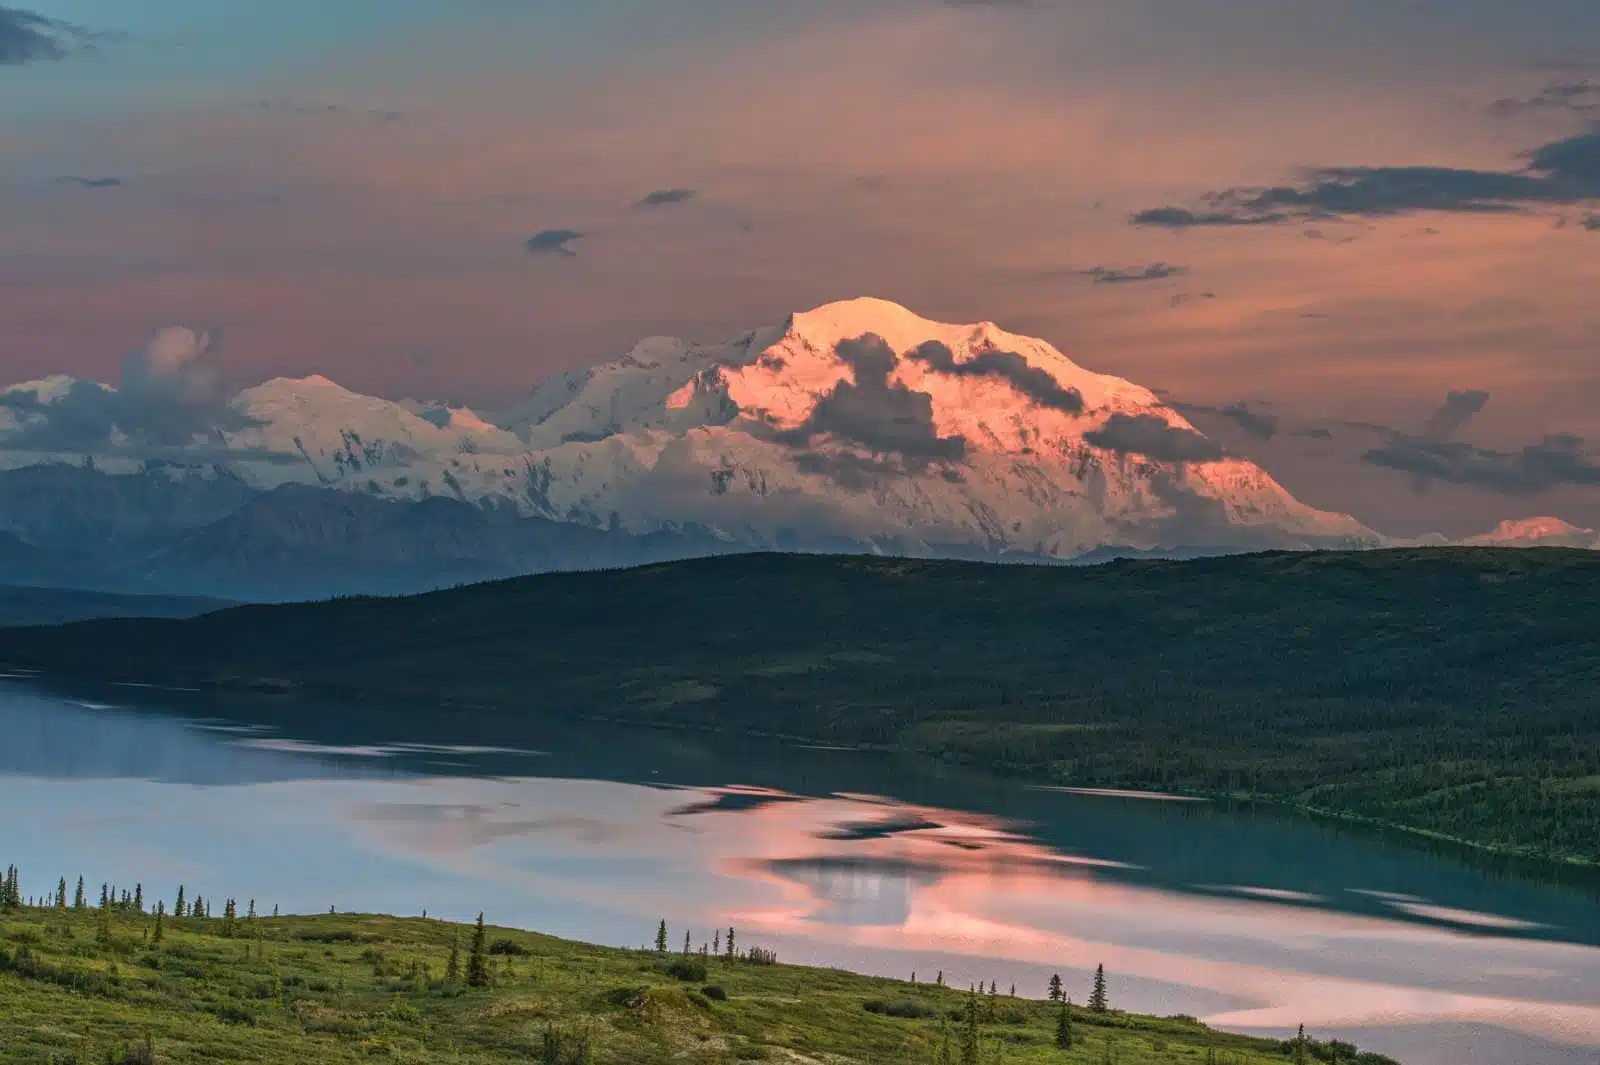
[0,298,1589,561]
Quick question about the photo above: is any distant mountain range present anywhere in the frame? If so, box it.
[1,299,1592,599]
[0,585,226,627]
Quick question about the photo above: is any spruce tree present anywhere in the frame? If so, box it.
[682,929,691,955]
[466,912,490,988]
[959,988,981,1065]
[1088,964,1109,1013]
[55,877,67,910]
[446,934,461,984]
[152,902,165,944]
[100,883,109,909]
[1048,973,1063,1001]
[96,894,112,946]
[725,927,736,961]
[223,898,238,938]
[192,894,203,921]
[74,876,85,911]
[655,919,668,953]
[174,886,185,919]
[1293,1024,1308,1065]
[1055,999,1074,1049]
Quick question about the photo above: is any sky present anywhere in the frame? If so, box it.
[3,0,1599,536]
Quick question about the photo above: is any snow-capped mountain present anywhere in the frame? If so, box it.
[0,298,1384,560]
[2,297,1590,590]
[484,298,1379,553]
[1462,517,1598,550]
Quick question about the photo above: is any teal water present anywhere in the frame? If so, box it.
[1,679,1596,1065]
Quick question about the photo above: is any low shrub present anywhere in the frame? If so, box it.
[212,1001,256,1026]
[863,999,940,1019]
[664,957,707,982]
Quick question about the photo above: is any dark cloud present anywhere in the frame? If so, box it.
[1083,262,1187,284]
[1489,80,1599,118]
[1364,433,1600,495]
[1374,388,1491,492]
[793,450,905,492]
[52,175,123,189]
[1422,389,1490,439]
[1132,126,1600,226]
[906,340,1083,414]
[1084,413,1225,463]
[1354,388,1599,496]
[0,328,260,452]
[635,188,696,209]
[0,5,96,65]
[1174,401,1279,441]
[778,335,966,468]
[1585,214,1600,230]
[525,229,585,257]
[1130,206,1287,228]
[1169,291,1217,307]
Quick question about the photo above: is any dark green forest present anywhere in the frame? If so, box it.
[3,548,1597,865]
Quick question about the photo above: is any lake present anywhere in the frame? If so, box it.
[2,677,1596,1065]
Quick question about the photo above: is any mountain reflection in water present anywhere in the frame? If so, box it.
[1,684,1596,1065]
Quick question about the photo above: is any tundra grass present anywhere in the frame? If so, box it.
[0,902,1395,1065]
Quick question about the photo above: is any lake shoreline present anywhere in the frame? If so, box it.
[7,662,1598,878]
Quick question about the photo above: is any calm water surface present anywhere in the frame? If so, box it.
[2,678,1596,1065]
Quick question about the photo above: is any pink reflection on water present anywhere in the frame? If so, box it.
[673,786,1600,1049]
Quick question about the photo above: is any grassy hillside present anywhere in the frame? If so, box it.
[0,886,1394,1065]
[3,548,1597,864]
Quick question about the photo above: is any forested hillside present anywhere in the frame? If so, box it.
[4,549,1597,864]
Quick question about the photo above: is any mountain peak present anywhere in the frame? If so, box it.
[788,298,1002,361]
[1465,516,1597,548]
[234,374,351,404]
